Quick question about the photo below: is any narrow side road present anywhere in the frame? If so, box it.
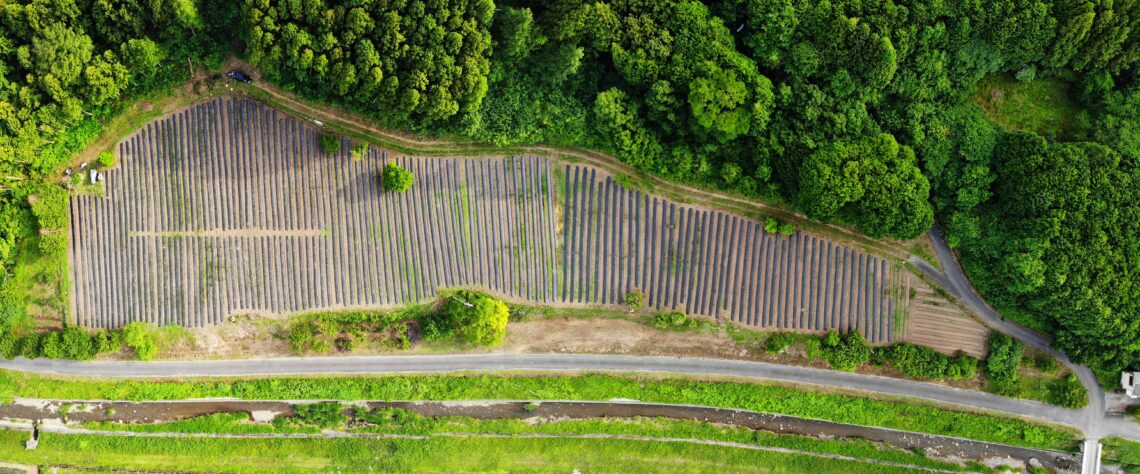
[912,227,1140,474]
[913,228,1109,435]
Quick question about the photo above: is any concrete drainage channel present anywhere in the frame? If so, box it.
[1,398,1080,472]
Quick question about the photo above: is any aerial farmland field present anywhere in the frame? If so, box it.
[68,97,986,350]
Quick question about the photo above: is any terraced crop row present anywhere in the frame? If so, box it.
[68,98,558,327]
[560,167,896,343]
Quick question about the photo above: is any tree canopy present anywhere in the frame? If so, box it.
[243,0,494,125]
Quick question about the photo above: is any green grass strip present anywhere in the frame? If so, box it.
[1103,437,1140,472]
[84,412,977,472]
[0,428,937,473]
[0,371,1078,450]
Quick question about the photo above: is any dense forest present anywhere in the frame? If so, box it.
[1,0,1138,381]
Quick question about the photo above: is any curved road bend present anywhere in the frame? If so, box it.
[913,228,1115,434]
[0,353,1086,427]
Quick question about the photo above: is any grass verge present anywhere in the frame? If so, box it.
[1103,437,1140,473]
[81,410,983,472]
[0,370,1079,451]
[0,428,937,474]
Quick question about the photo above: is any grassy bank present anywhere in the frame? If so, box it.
[81,411,984,472]
[0,428,934,473]
[0,370,1079,451]
[1103,437,1140,473]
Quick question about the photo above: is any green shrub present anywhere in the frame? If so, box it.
[19,333,40,359]
[442,291,510,347]
[1034,355,1058,374]
[96,150,115,168]
[29,185,68,230]
[355,407,427,429]
[288,321,316,354]
[0,331,17,359]
[310,337,331,354]
[39,331,64,359]
[382,163,415,192]
[123,322,157,361]
[624,290,645,311]
[877,344,979,381]
[350,142,369,161]
[778,221,796,237]
[419,312,454,342]
[93,330,122,354]
[947,354,979,380]
[37,233,67,260]
[764,217,779,234]
[293,402,347,428]
[60,326,95,360]
[765,332,796,354]
[1048,374,1088,409]
[319,134,341,155]
[986,333,1024,396]
[653,311,699,331]
[821,331,870,371]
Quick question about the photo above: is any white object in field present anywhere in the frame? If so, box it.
[64,167,72,175]
[80,162,88,169]
[314,119,324,127]
[96,172,105,183]
[89,169,98,183]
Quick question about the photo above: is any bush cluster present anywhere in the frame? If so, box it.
[820,331,870,371]
[0,325,124,361]
[382,163,415,193]
[28,185,68,231]
[350,142,370,161]
[122,322,158,361]
[96,151,116,168]
[764,332,796,355]
[319,134,342,155]
[653,311,700,331]
[985,333,1025,396]
[419,291,510,347]
[624,290,645,311]
[287,311,411,355]
[874,344,978,380]
[293,402,347,428]
[1047,374,1088,409]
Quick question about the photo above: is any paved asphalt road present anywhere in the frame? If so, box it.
[0,353,1087,427]
[914,229,1114,435]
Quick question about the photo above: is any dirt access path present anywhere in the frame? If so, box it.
[2,398,1078,472]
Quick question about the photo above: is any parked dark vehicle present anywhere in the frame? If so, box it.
[227,70,253,84]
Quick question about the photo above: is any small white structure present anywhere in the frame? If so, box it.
[1121,372,1140,398]
[88,169,98,184]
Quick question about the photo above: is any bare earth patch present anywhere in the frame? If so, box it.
[501,318,744,359]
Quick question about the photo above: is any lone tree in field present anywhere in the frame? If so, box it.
[382,163,415,192]
[319,134,341,155]
[443,291,510,347]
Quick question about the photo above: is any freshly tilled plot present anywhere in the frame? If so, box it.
[560,165,898,343]
[68,98,559,328]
